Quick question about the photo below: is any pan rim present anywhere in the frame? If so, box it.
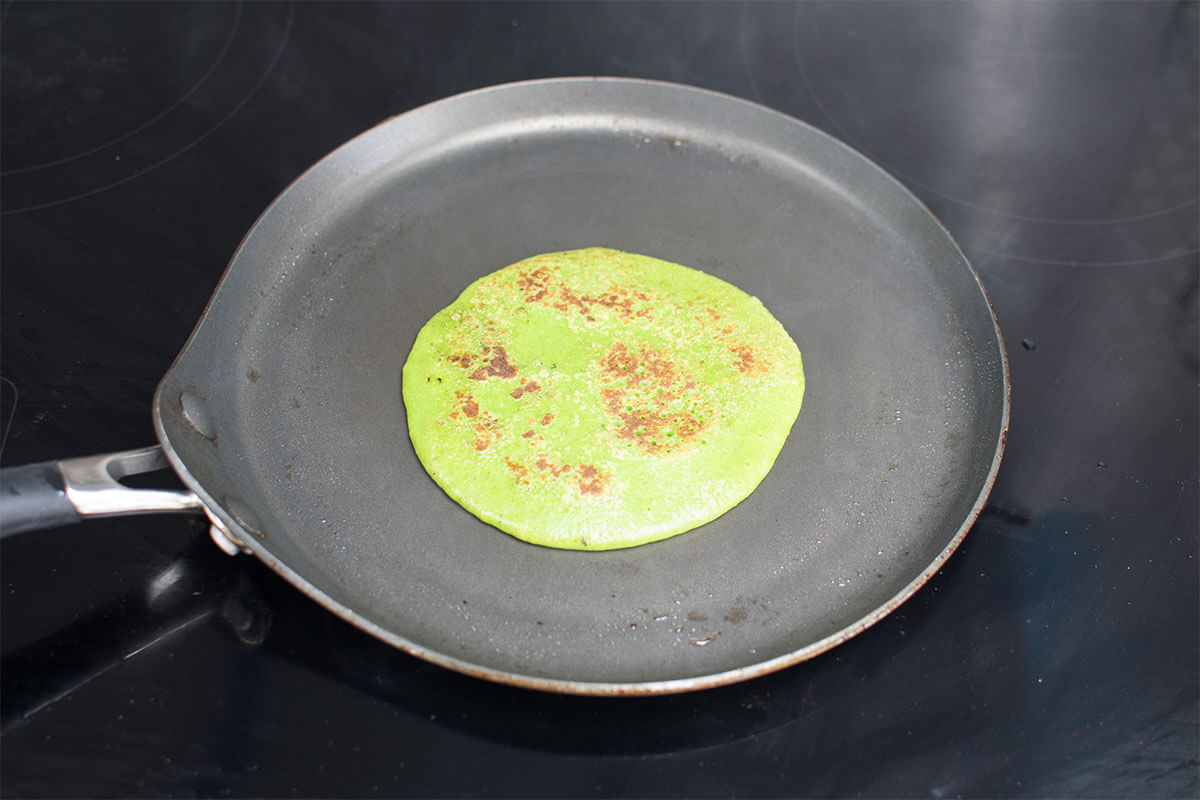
[153,76,1011,696]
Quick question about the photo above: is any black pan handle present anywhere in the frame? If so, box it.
[0,461,80,536]
[0,446,204,538]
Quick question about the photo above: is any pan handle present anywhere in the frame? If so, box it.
[0,446,203,538]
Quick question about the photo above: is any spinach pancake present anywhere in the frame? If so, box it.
[402,248,804,550]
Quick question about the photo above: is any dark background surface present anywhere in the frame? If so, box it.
[1,2,1196,797]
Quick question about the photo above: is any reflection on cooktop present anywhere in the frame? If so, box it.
[0,2,293,214]
[785,1,1199,269]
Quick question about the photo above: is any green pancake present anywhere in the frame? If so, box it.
[402,248,805,550]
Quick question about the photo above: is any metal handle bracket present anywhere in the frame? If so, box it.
[59,447,204,518]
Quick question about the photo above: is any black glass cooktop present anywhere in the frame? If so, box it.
[2,2,1196,797]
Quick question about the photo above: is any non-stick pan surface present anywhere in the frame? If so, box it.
[154,78,1008,695]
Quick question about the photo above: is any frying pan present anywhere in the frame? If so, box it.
[0,78,1009,695]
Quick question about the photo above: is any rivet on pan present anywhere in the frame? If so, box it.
[179,390,217,440]
[207,516,245,557]
[224,496,265,538]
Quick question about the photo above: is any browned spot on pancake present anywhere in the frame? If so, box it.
[729,343,765,374]
[449,353,474,368]
[505,457,529,484]
[601,387,623,415]
[517,266,554,303]
[576,463,609,495]
[610,404,704,452]
[510,380,541,399]
[602,341,640,378]
[640,352,677,381]
[469,346,517,381]
[540,413,554,426]
[571,287,644,321]
[450,391,481,421]
[515,263,654,323]
[555,285,591,316]
[522,429,536,438]
[600,342,681,390]
[598,340,709,454]
[453,395,502,451]
[536,456,573,477]
[594,292,634,315]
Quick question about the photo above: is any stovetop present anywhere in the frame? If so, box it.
[2,2,1196,797]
